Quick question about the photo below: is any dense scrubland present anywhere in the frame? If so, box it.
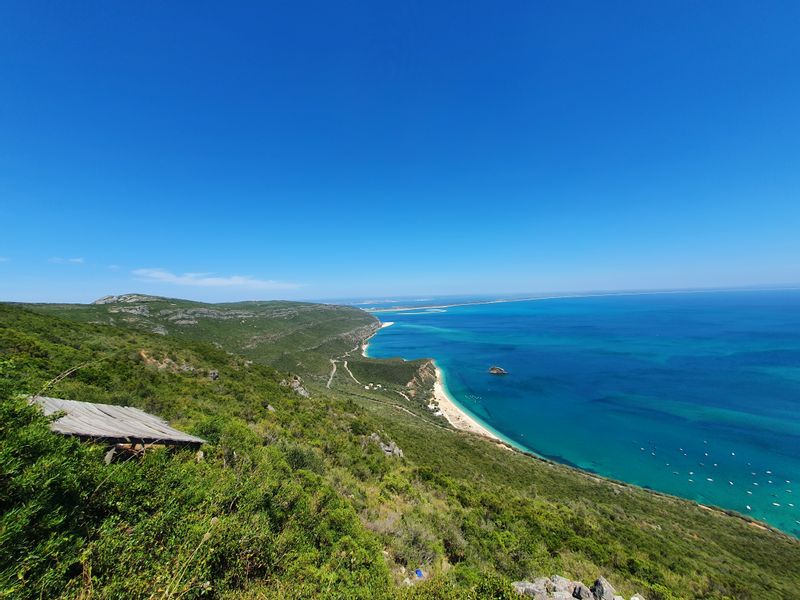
[2,300,799,599]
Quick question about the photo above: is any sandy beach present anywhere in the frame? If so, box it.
[365,323,506,445]
[432,364,502,442]
[361,321,394,357]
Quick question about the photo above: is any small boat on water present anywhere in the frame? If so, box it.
[488,366,508,375]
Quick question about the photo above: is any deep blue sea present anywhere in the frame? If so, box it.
[364,290,800,536]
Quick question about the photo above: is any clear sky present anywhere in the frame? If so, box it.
[2,1,799,303]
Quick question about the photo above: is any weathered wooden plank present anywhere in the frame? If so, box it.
[31,396,206,446]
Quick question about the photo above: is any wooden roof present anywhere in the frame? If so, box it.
[31,396,206,447]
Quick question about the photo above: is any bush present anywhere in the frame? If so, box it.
[0,393,104,599]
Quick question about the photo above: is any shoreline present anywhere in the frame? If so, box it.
[365,326,794,538]
[430,363,792,538]
[432,362,519,448]
[361,320,394,357]
[365,319,523,449]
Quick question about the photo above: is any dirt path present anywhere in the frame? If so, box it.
[347,390,451,430]
[326,359,337,389]
[342,360,361,384]
[394,390,412,402]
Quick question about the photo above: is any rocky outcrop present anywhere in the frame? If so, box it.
[138,349,196,374]
[107,304,151,317]
[591,577,618,600]
[405,359,437,399]
[512,580,548,599]
[93,294,161,304]
[280,375,310,397]
[368,433,404,458]
[512,576,637,600]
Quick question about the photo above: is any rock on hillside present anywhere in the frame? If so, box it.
[93,294,163,304]
[513,575,639,600]
[280,375,310,397]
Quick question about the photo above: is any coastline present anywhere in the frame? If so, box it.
[364,286,800,314]
[361,320,394,357]
[366,326,794,538]
[432,362,515,447]
[362,319,513,445]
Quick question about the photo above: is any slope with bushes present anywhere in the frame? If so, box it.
[23,294,378,378]
[1,303,799,599]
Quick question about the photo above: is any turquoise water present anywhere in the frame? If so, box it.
[366,290,800,536]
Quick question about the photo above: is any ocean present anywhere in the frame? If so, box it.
[364,289,800,536]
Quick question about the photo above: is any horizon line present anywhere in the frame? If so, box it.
[360,284,800,313]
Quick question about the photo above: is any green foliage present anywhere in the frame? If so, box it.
[0,396,102,598]
[346,357,429,388]
[24,296,377,380]
[1,303,799,599]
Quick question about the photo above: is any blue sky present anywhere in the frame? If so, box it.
[2,1,799,303]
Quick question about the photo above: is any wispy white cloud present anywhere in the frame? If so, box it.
[49,257,85,264]
[108,264,121,270]
[0,257,9,263]
[132,268,300,290]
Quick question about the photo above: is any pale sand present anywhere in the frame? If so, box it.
[368,286,800,314]
[432,364,502,442]
[361,322,506,445]
[361,321,394,357]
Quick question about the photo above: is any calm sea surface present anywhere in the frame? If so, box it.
[366,290,800,536]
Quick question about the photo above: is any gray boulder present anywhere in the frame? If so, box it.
[591,577,617,600]
[550,575,572,592]
[280,375,310,397]
[367,433,404,458]
[511,580,547,599]
[572,582,593,599]
[380,440,404,458]
[551,592,574,600]
[630,595,646,600]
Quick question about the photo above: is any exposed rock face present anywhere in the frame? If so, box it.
[405,359,437,399]
[511,575,640,600]
[93,294,161,304]
[280,375,310,397]
[512,579,548,599]
[368,433,404,458]
[591,577,617,600]
[138,350,197,374]
[108,304,151,317]
[550,575,572,593]
[209,370,219,381]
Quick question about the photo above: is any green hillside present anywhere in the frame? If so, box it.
[2,302,799,599]
[23,294,378,378]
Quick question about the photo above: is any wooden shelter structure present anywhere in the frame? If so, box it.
[30,396,206,449]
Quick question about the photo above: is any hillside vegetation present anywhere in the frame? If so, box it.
[2,299,799,599]
[24,294,378,377]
